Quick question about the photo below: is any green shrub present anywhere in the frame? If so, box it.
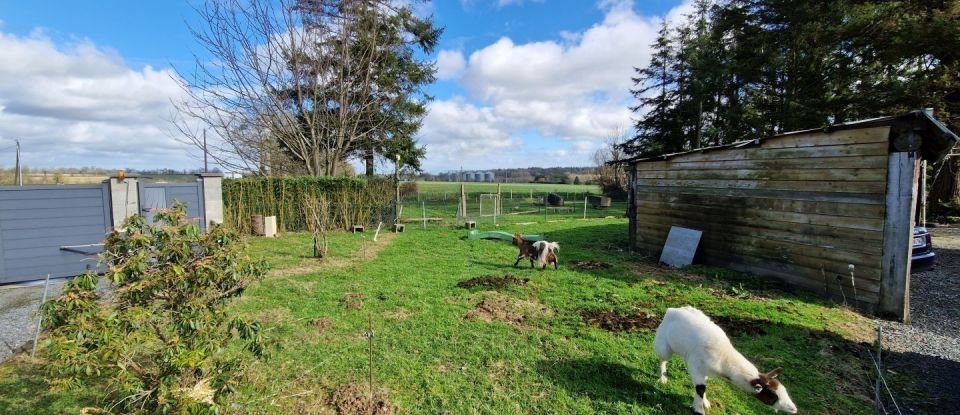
[42,202,269,414]
[223,176,394,233]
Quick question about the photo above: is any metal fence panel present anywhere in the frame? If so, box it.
[0,184,110,284]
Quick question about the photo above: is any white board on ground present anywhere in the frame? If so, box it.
[659,226,703,268]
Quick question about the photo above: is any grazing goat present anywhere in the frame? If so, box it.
[512,233,539,268]
[533,240,560,270]
[654,306,798,414]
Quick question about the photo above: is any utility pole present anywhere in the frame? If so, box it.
[394,154,401,224]
[203,129,209,173]
[15,139,22,186]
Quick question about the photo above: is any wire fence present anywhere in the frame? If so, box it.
[397,190,627,227]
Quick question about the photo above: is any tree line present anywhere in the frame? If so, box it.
[625,0,959,210]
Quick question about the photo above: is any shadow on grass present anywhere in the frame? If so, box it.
[0,359,97,414]
[545,222,838,304]
[537,358,689,411]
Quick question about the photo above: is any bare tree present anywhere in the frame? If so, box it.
[594,127,629,198]
[173,0,397,176]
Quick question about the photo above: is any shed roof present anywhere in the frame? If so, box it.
[620,111,959,164]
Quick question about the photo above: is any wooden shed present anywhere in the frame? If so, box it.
[621,111,958,321]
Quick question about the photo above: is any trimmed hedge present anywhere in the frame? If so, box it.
[223,176,394,233]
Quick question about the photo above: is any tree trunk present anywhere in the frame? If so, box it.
[930,158,960,216]
[364,145,375,176]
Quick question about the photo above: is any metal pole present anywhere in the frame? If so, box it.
[875,325,882,414]
[15,139,22,186]
[367,313,374,395]
[203,129,209,173]
[583,197,588,219]
[421,201,426,229]
[31,274,51,357]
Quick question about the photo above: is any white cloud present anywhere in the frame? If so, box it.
[496,0,544,7]
[0,30,196,169]
[421,0,683,171]
[435,50,466,80]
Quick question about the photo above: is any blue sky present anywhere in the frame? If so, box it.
[0,0,690,173]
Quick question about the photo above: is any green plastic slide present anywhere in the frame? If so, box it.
[467,230,543,241]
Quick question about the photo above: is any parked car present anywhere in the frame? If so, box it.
[911,226,936,273]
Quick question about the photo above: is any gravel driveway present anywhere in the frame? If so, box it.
[0,279,67,362]
[878,225,960,414]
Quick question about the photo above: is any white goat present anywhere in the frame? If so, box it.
[654,306,798,414]
[532,240,559,269]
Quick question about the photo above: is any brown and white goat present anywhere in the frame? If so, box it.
[654,306,798,414]
[533,240,560,270]
[512,233,539,268]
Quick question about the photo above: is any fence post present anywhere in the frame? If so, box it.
[31,274,52,358]
[583,197,587,219]
[421,201,426,229]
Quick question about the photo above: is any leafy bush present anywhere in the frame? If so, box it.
[42,202,269,414]
[399,181,418,198]
[223,176,394,233]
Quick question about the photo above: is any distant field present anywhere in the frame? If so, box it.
[415,181,600,194]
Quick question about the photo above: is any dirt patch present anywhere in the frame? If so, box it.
[269,233,397,278]
[457,274,529,289]
[710,316,769,336]
[382,308,412,321]
[571,260,611,270]
[464,293,552,326]
[580,309,661,332]
[342,293,367,311]
[309,318,333,331]
[327,383,394,415]
[251,307,293,323]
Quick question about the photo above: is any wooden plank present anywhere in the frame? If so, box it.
[635,225,883,280]
[635,209,883,243]
[704,254,881,306]
[634,155,890,171]
[635,191,886,219]
[879,151,918,322]
[635,203,885,232]
[643,142,889,164]
[628,166,638,251]
[634,212,883,255]
[638,178,887,194]
[758,127,890,149]
[632,239,882,302]
[635,168,887,182]
[635,185,886,205]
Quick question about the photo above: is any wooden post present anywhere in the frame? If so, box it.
[879,151,918,322]
[583,197,587,219]
[394,155,401,225]
[628,165,638,251]
[421,201,426,229]
[919,160,927,226]
[496,183,502,216]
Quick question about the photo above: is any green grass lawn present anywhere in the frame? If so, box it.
[0,218,876,414]
[415,181,600,194]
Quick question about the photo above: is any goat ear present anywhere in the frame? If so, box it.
[767,367,783,379]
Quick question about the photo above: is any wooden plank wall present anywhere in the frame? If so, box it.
[631,126,892,310]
